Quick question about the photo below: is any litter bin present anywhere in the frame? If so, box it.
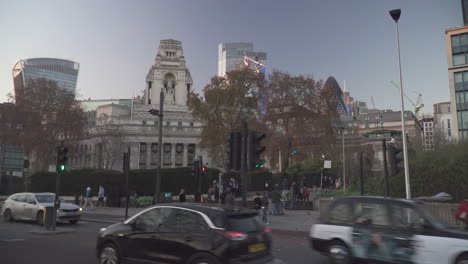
[44,206,55,229]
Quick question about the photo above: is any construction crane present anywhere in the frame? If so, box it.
[390,81,424,117]
[371,96,376,109]
[244,54,266,74]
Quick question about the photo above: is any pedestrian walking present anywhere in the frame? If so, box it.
[302,185,310,202]
[288,186,294,209]
[229,178,238,198]
[253,192,262,210]
[96,185,106,207]
[280,178,289,191]
[261,192,269,224]
[271,188,282,215]
[179,188,186,202]
[224,187,235,207]
[214,183,220,203]
[83,186,94,209]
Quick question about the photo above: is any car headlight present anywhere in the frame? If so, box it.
[99,228,107,233]
[79,208,83,211]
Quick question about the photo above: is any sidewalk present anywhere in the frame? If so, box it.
[82,205,319,233]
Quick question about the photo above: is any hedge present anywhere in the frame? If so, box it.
[0,175,24,195]
[29,167,221,197]
[28,168,282,197]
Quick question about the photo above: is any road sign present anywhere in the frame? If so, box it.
[324,160,332,169]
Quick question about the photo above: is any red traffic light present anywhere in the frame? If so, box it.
[201,166,207,172]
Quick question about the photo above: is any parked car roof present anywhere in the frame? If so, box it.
[331,196,416,205]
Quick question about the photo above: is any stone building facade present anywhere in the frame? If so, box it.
[70,40,209,171]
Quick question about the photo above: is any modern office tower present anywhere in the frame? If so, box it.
[12,58,79,105]
[218,42,267,76]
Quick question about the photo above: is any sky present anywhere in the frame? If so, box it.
[0,0,463,114]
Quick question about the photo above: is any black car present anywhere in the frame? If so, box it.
[96,203,273,264]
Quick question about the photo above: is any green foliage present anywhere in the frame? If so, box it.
[0,175,24,195]
[246,169,273,190]
[318,183,365,198]
[363,142,468,201]
[29,168,221,196]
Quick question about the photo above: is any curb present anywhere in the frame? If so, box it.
[81,218,121,224]
[30,228,76,235]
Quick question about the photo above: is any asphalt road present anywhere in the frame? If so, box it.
[0,219,327,264]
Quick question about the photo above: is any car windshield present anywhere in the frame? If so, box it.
[226,215,262,233]
[420,206,446,230]
[34,194,55,203]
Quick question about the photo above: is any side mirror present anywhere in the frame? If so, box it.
[28,201,36,205]
[132,220,145,231]
[422,222,434,231]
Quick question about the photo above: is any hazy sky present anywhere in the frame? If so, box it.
[0,0,462,114]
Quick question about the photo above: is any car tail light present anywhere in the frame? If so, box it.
[264,228,271,233]
[215,230,248,241]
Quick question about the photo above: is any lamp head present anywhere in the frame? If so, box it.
[389,9,401,22]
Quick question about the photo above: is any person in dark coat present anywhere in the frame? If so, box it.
[253,192,262,210]
[224,187,235,207]
[179,188,186,202]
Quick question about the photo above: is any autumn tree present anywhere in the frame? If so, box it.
[259,71,340,170]
[17,78,87,171]
[189,69,265,167]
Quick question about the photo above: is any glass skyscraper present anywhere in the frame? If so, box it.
[12,58,79,104]
[218,42,267,76]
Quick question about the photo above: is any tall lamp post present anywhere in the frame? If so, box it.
[149,89,164,204]
[320,154,325,189]
[341,128,346,192]
[389,9,411,199]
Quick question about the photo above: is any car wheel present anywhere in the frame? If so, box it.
[327,240,352,264]
[189,253,221,264]
[99,244,120,264]
[3,209,13,222]
[456,254,468,264]
[69,220,78,224]
[36,211,44,226]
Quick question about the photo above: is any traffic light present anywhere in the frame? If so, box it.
[56,144,68,172]
[388,145,404,176]
[201,166,207,176]
[248,131,266,170]
[227,132,241,170]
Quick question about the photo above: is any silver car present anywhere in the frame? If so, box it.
[1,192,82,225]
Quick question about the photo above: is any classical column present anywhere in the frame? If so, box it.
[183,143,188,167]
[171,143,176,168]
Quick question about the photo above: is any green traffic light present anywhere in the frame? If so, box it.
[60,165,65,171]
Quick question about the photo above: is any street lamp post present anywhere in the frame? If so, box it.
[149,89,164,204]
[320,154,325,189]
[390,9,411,199]
[342,129,346,192]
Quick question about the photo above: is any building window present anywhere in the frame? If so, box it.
[148,81,152,89]
[452,34,468,66]
[190,122,194,127]
[178,122,182,127]
[166,121,170,126]
[457,90,468,110]
[453,54,467,66]
[142,120,146,125]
